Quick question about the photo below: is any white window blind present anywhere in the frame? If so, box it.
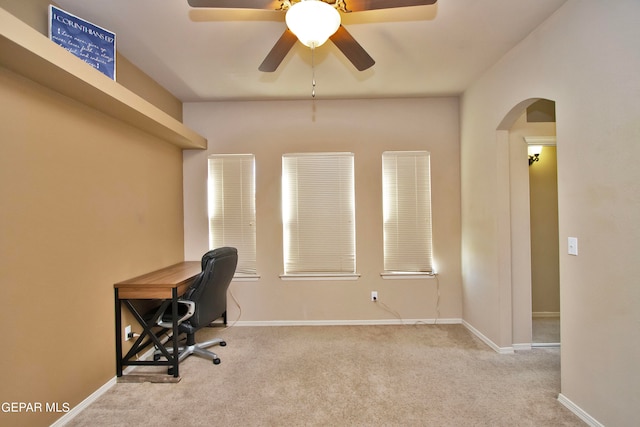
[382,151,433,273]
[208,154,256,275]
[282,153,356,275]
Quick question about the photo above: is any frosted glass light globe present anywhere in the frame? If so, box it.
[285,0,341,48]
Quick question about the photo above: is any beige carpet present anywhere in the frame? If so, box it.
[67,324,584,426]
[533,317,561,345]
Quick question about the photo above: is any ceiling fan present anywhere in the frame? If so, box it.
[187,0,438,72]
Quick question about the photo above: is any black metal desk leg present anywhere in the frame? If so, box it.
[171,287,179,377]
[115,288,123,377]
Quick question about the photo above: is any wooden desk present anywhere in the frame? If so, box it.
[114,261,201,380]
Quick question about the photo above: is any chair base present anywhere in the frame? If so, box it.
[177,337,226,364]
[154,336,227,370]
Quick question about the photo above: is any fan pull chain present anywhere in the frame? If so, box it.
[311,46,316,98]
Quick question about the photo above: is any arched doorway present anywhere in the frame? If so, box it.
[497,98,559,349]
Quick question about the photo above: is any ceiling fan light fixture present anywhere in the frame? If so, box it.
[285,0,341,48]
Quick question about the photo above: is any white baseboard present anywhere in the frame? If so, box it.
[461,320,514,354]
[50,338,167,426]
[533,312,560,318]
[513,343,532,351]
[557,393,604,427]
[233,318,462,327]
[532,342,560,348]
[49,377,116,427]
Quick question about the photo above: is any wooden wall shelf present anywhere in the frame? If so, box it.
[0,8,207,150]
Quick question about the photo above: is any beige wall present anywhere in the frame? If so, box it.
[0,2,187,426]
[116,55,183,121]
[0,67,185,427]
[461,0,639,425]
[0,0,183,121]
[183,98,462,323]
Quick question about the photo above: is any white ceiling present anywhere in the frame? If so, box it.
[54,0,567,102]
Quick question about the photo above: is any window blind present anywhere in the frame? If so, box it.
[208,154,256,275]
[382,151,433,273]
[282,153,355,274]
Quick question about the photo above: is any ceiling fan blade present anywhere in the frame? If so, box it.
[188,0,280,9]
[346,0,437,12]
[330,25,375,71]
[259,29,298,72]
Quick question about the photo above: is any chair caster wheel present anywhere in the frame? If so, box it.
[168,367,174,376]
[213,358,221,365]
[220,341,227,347]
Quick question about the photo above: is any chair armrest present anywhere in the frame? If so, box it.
[156,300,196,329]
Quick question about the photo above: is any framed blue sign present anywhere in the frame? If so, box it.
[48,5,116,80]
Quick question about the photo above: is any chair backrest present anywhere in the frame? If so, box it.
[184,247,238,329]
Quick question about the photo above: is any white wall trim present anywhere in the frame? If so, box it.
[513,343,532,351]
[462,320,515,354]
[532,342,560,348]
[233,318,462,327]
[50,339,170,426]
[380,272,437,280]
[557,393,604,427]
[279,273,361,281]
[532,311,560,318]
[49,377,116,427]
[232,274,260,282]
[523,136,557,146]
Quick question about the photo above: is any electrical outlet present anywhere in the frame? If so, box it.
[371,291,378,302]
[124,325,132,341]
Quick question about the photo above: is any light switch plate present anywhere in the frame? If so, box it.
[568,237,578,256]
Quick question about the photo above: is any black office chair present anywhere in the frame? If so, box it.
[155,247,238,366]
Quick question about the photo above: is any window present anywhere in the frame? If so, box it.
[282,153,356,276]
[382,151,433,273]
[208,154,256,275]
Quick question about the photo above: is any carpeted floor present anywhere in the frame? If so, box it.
[66,324,584,426]
[532,316,561,345]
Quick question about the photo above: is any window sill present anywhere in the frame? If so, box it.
[232,274,260,282]
[380,272,437,280]
[280,273,360,281]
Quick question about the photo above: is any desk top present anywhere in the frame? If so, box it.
[115,261,201,299]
